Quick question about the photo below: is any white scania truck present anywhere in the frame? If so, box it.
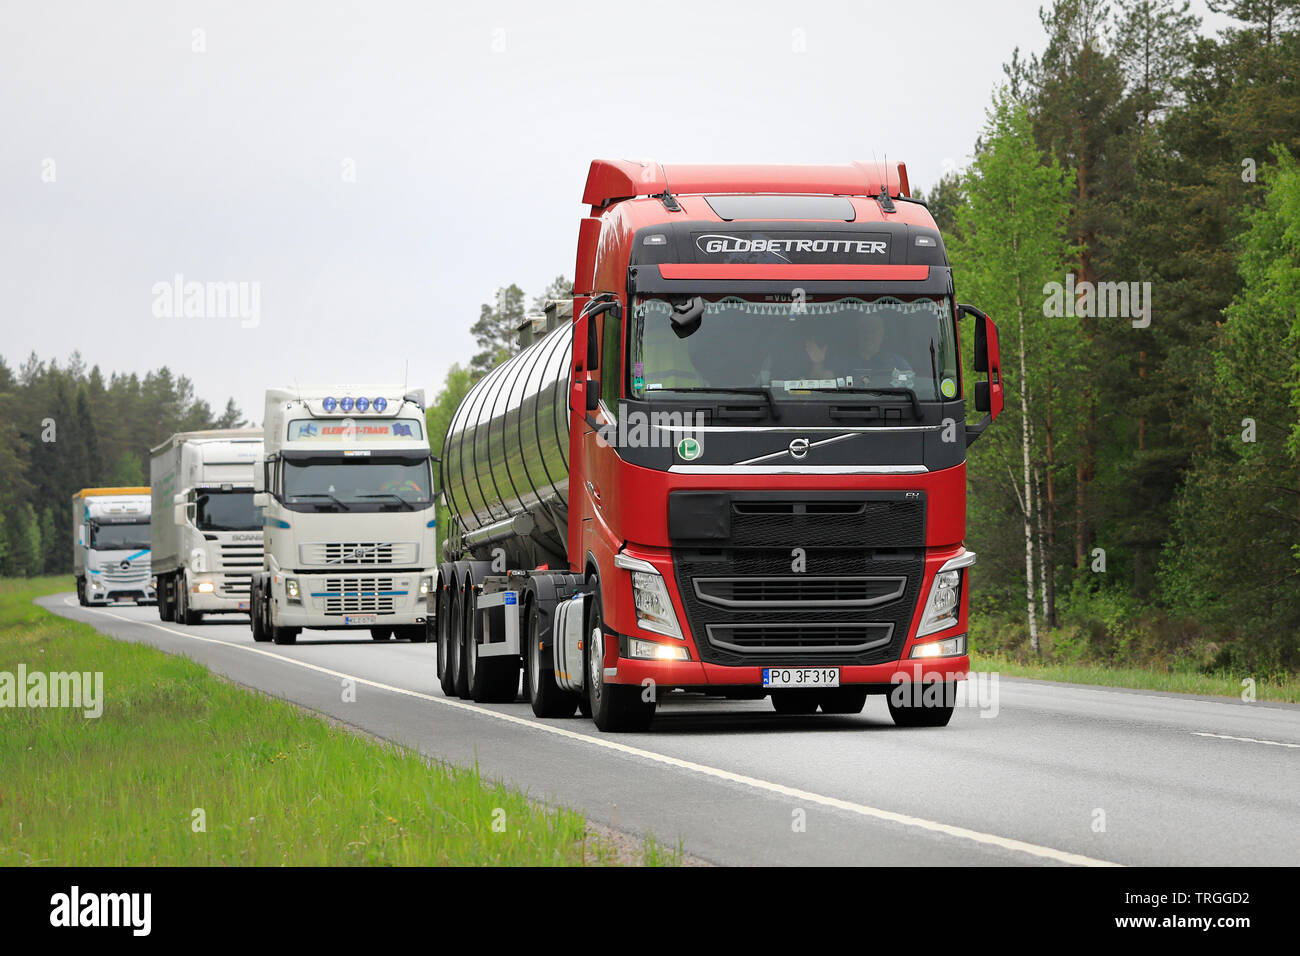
[249,386,437,645]
[150,429,265,625]
[71,487,155,606]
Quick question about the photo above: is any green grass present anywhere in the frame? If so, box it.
[0,576,679,866]
[972,649,1300,704]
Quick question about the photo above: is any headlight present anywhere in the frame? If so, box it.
[285,577,301,603]
[917,551,976,637]
[613,553,682,639]
[196,581,215,594]
[627,637,690,661]
[911,634,967,658]
[419,575,432,601]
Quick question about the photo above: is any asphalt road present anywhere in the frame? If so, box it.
[42,595,1300,866]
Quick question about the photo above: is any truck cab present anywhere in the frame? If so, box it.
[72,488,155,606]
[250,386,438,645]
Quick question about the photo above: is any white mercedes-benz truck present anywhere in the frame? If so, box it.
[249,386,437,645]
[72,487,155,606]
[150,429,265,625]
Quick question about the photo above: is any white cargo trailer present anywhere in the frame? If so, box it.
[150,429,264,624]
[249,386,437,645]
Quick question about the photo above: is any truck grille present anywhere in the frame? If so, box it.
[320,576,398,615]
[301,542,418,566]
[693,576,905,608]
[704,622,894,654]
[726,497,924,550]
[674,548,923,667]
[99,564,150,587]
[220,543,263,570]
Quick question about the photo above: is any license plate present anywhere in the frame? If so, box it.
[763,667,840,688]
[344,615,377,626]
[237,601,249,611]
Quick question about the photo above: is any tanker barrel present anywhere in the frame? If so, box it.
[441,314,573,557]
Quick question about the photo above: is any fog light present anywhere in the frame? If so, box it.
[627,638,689,661]
[910,635,967,659]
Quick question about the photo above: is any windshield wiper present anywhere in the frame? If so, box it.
[290,493,347,511]
[356,493,416,511]
[803,386,922,420]
[654,386,780,420]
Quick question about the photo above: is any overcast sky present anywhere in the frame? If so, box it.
[0,0,1233,424]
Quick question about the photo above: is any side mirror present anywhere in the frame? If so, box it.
[253,492,270,510]
[585,377,600,411]
[957,303,1004,445]
[581,297,620,369]
[252,463,265,493]
[173,504,187,525]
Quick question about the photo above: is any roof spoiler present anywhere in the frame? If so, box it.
[581,159,910,209]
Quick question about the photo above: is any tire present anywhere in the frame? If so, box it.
[887,680,957,728]
[369,626,394,641]
[156,576,170,620]
[76,577,88,607]
[525,592,578,718]
[770,691,820,715]
[177,579,203,626]
[586,581,655,732]
[250,590,269,642]
[819,688,869,715]
[271,623,299,645]
[437,571,458,696]
[453,573,471,698]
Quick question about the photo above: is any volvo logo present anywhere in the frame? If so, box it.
[788,438,810,459]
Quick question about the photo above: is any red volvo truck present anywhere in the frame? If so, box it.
[436,159,1003,732]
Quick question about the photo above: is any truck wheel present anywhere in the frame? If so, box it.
[250,592,269,642]
[369,626,394,641]
[271,624,299,646]
[156,577,170,620]
[585,583,655,732]
[525,594,577,718]
[453,575,472,698]
[76,577,88,607]
[819,688,869,715]
[887,681,956,728]
[770,691,819,715]
[437,572,459,695]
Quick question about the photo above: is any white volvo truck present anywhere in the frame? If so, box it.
[249,386,437,645]
[150,429,265,625]
[71,487,156,606]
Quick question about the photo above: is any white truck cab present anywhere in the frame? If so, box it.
[150,430,265,625]
[249,386,437,645]
[72,488,155,606]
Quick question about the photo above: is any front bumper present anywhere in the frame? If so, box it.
[607,654,971,689]
[270,570,432,628]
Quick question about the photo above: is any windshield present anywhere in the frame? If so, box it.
[196,490,260,531]
[89,521,150,551]
[630,295,959,402]
[282,458,432,511]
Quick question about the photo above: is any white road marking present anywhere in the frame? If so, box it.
[1191,731,1299,749]
[65,599,1122,867]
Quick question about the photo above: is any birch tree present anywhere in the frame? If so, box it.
[951,93,1076,651]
